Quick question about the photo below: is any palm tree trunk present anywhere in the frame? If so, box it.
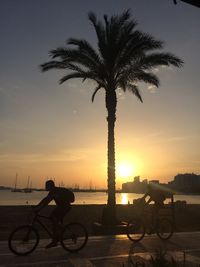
[102,89,118,225]
[107,111,116,208]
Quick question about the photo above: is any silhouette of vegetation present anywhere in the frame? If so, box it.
[40,10,183,224]
[149,249,200,267]
[150,249,175,267]
[122,248,200,266]
[173,0,200,8]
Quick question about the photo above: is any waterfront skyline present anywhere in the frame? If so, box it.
[0,1,200,189]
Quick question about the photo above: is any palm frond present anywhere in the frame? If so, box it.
[138,53,184,70]
[67,38,102,66]
[49,47,69,59]
[64,49,100,72]
[135,71,160,87]
[88,11,107,60]
[40,61,67,72]
[115,31,164,72]
[59,72,86,84]
[91,84,103,102]
[48,46,101,73]
[127,84,143,102]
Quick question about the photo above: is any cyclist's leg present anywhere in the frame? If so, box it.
[151,204,159,229]
[49,206,71,242]
[57,206,71,223]
[45,208,61,248]
[49,208,61,243]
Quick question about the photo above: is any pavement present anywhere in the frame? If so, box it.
[0,232,200,266]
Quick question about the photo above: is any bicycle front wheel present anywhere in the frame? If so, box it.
[8,225,39,256]
[127,218,145,242]
[156,218,174,240]
[61,223,88,252]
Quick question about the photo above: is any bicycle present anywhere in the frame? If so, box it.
[8,208,88,256]
[126,199,174,242]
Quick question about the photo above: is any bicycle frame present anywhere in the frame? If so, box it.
[134,201,173,232]
[31,213,53,239]
[9,210,88,255]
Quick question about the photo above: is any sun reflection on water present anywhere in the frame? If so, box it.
[121,193,129,204]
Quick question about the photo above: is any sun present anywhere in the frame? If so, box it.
[117,163,134,179]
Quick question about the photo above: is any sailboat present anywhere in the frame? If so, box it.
[23,176,32,193]
[11,173,22,192]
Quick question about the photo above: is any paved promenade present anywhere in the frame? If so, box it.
[1,232,200,266]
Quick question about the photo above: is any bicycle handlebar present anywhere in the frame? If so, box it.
[29,206,51,221]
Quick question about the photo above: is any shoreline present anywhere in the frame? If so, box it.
[1,190,200,206]
[1,187,200,195]
[1,204,200,240]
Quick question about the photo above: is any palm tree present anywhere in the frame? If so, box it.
[40,10,183,224]
[173,0,200,8]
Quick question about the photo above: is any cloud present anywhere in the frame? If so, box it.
[147,85,157,93]
[0,147,93,164]
[152,67,160,73]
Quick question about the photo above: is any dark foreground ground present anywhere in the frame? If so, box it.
[0,204,200,240]
[1,232,200,266]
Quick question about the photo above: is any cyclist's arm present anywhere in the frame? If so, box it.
[141,192,148,201]
[140,193,153,205]
[146,197,153,204]
[35,192,53,211]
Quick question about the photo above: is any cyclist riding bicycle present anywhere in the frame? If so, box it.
[138,183,167,226]
[141,183,166,209]
[34,180,75,248]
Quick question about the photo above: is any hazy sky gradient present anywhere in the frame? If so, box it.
[0,0,200,189]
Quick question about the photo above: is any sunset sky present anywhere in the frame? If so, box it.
[0,0,200,189]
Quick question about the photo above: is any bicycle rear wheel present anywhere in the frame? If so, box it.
[127,218,145,242]
[156,218,174,240]
[8,225,39,256]
[61,222,88,252]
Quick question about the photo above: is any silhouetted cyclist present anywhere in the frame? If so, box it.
[141,184,166,209]
[35,180,75,248]
[139,183,167,226]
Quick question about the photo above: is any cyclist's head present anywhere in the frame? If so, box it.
[45,180,55,191]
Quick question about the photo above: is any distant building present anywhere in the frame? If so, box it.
[168,173,200,194]
[121,173,200,194]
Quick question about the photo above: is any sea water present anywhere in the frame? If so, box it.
[0,190,200,205]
